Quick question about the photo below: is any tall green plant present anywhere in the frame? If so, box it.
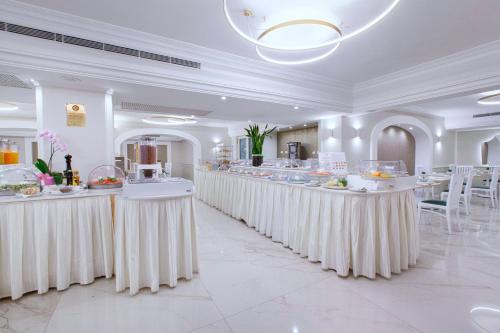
[244,124,276,155]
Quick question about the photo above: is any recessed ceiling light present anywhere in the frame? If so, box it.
[0,102,19,111]
[220,96,227,100]
[289,126,293,129]
[409,127,413,130]
[478,93,500,105]
[294,106,300,110]
[304,124,307,127]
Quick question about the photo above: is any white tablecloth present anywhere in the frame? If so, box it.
[0,194,114,300]
[114,195,199,295]
[195,170,419,279]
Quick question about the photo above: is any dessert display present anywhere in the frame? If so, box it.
[0,167,41,196]
[88,165,125,189]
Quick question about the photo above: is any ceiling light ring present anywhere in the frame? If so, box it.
[255,19,342,65]
[257,19,342,41]
[222,0,401,51]
[478,93,500,105]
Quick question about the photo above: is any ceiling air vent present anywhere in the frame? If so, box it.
[120,102,212,117]
[104,44,139,57]
[63,35,103,50]
[0,21,201,69]
[0,73,31,89]
[473,112,500,119]
[6,23,55,40]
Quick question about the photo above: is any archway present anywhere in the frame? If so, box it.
[114,128,202,177]
[370,115,434,173]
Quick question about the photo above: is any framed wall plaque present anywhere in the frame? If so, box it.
[66,104,86,127]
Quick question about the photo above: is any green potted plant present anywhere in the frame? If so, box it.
[244,123,276,167]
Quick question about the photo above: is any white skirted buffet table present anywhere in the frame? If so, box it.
[195,169,419,279]
[0,186,198,300]
[114,194,198,295]
[0,191,115,300]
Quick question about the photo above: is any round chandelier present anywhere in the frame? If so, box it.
[478,92,500,106]
[223,0,401,65]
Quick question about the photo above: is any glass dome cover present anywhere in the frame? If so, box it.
[357,160,408,179]
[0,167,40,196]
[88,165,125,189]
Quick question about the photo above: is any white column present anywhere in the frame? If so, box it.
[104,90,115,165]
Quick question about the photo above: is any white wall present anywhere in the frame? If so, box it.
[456,129,500,165]
[39,87,113,179]
[320,111,455,170]
[228,124,278,160]
[170,140,194,179]
[114,124,230,163]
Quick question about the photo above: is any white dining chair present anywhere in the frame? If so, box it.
[441,166,474,215]
[472,166,500,208]
[418,173,464,234]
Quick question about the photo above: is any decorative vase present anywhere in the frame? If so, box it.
[52,172,64,185]
[252,154,263,167]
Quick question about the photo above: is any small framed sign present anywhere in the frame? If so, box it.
[66,104,86,127]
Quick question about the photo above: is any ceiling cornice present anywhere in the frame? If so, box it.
[353,38,500,113]
[0,0,351,90]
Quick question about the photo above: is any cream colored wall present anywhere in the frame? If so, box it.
[456,129,500,166]
[319,111,455,171]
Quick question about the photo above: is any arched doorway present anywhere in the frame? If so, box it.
[114,128,202,179]
[377,126,416,175]
[370,115,434,174]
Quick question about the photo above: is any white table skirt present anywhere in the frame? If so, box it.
[0,195,114,300]
[195,170,419,279]
[114,195,199,295]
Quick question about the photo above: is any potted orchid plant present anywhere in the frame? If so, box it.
[34,129,68,185]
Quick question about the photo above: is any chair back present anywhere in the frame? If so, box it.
[455,165,474,175]
[447,174,465,210]
[490,167,500,191]
[463,168,475,195]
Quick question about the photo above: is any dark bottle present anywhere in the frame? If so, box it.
[64,154,73,186]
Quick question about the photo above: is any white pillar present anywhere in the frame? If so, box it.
[40,87,114,179]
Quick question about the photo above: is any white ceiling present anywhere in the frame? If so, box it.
[400,89,500,130]
[0,68,329,127]
[15,0,500,83]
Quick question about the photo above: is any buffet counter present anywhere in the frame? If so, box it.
[195,169,419,279]
[0,190,115,300]
[0,184,198,300]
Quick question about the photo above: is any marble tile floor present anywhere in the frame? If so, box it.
[1,197,500,333]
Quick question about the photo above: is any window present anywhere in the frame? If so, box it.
[237,136,252,160]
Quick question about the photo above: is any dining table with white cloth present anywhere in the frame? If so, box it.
[195,169,419,279]
[114,193,198,295]
[0,190,115,300]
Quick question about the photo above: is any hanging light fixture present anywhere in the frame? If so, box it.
[223,0,400,65]
[478,92,500,106]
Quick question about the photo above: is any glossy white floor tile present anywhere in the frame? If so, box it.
[1,197,500,333]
